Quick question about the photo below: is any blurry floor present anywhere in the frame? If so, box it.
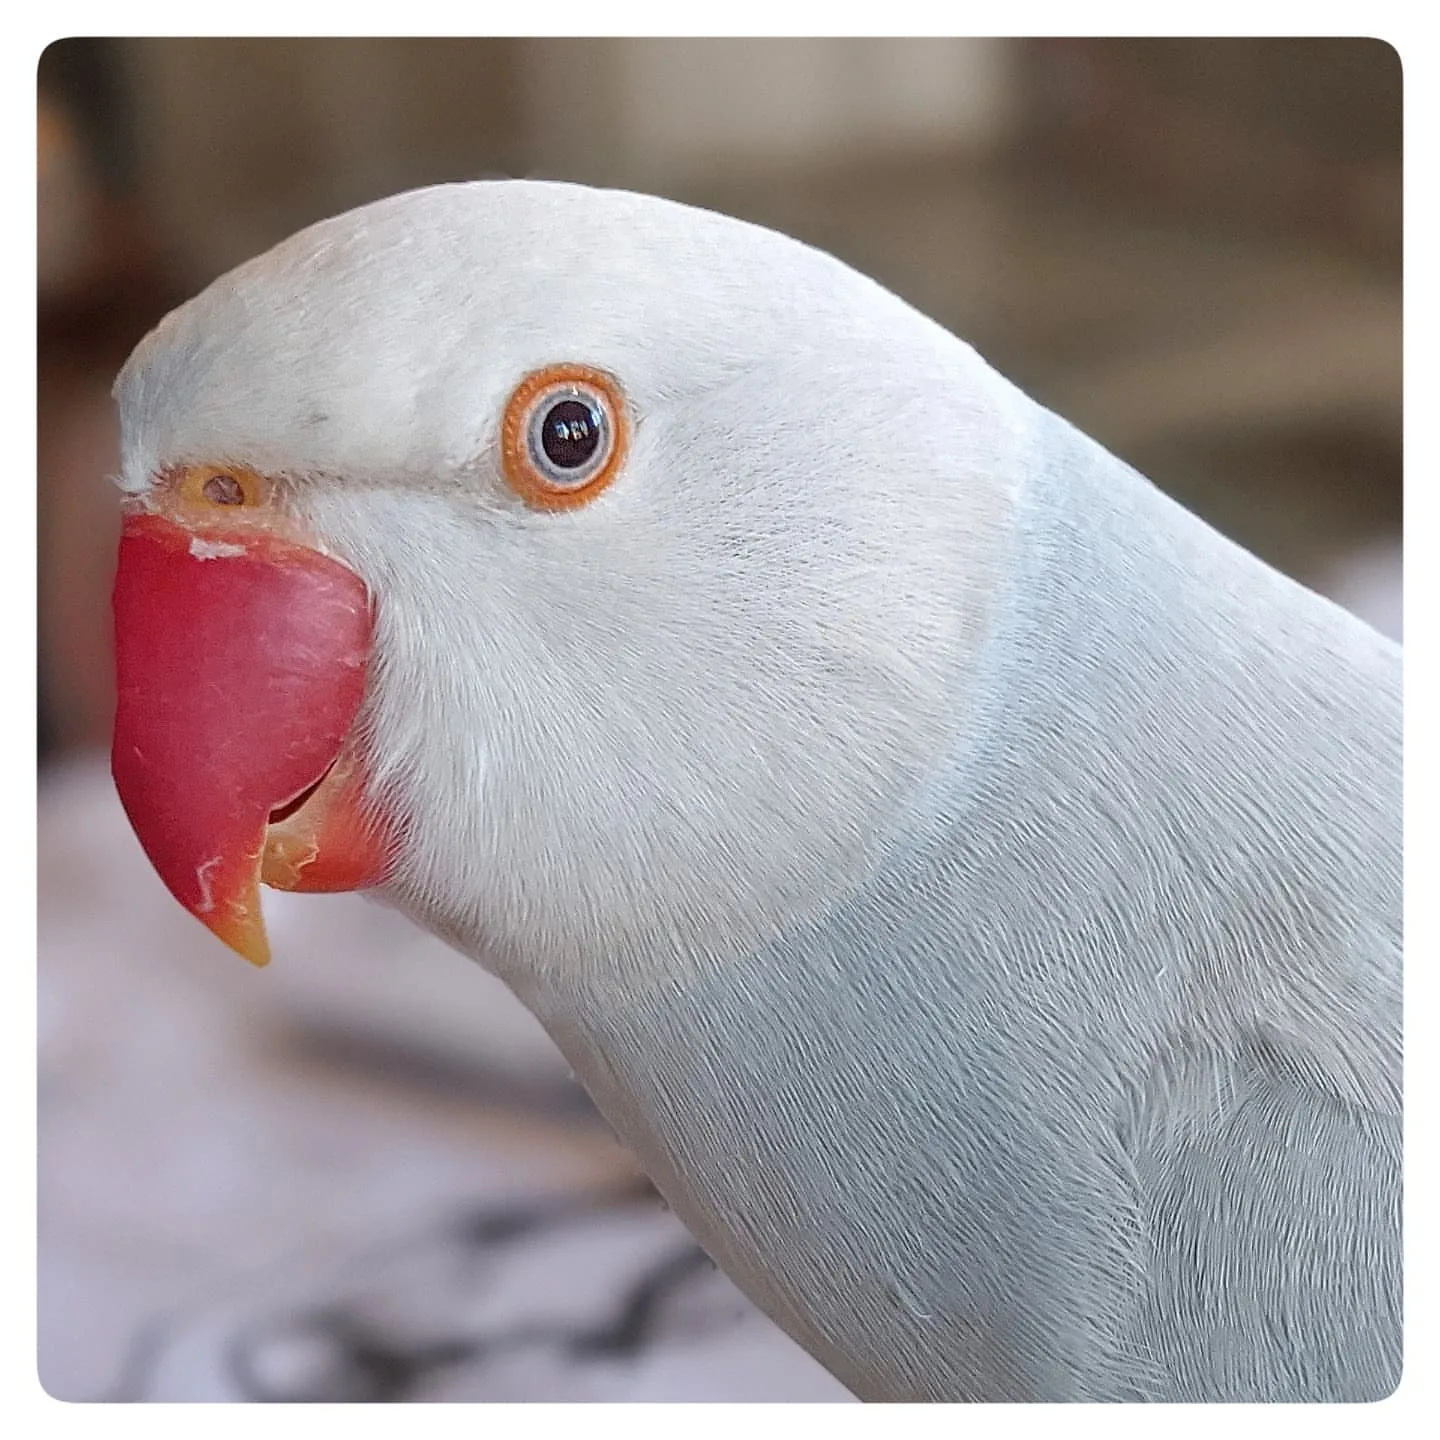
[38,156,1399,1402]
[38,756,850,1401]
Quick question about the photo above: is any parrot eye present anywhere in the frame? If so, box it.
[501,364,627,510]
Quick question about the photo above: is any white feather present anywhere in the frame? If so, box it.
[114,180,1401,1403]
[116,180,1028,986]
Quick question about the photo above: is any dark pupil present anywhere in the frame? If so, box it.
[540,399,603,470]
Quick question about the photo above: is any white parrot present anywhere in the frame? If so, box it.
[108,180,1401,1403]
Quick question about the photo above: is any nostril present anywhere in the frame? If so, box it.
[204,473,246,505]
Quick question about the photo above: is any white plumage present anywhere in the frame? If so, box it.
[112,180,1401,1402]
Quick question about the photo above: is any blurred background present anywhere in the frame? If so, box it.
[37,37,1402,1402]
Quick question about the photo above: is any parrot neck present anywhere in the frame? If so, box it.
[904,402,1401,1072]
[525,399,1400,1095]
[508,403,1399,1401]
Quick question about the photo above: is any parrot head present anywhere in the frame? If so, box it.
[111,181,1022,980]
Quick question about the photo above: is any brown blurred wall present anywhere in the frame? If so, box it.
[114,39,527,285]
[37,38,1401,763]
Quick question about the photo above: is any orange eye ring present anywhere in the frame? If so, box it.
[500,364,628,511]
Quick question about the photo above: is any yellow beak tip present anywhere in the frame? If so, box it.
[235,937,272,969]
[204,898,272,968]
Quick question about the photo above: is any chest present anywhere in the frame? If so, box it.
[529,937,1146,1401]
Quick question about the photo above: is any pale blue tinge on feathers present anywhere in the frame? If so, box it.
[113,181,1401,1402]
[533,409,1401,1403]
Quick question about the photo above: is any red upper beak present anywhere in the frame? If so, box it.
[111,511,395,965]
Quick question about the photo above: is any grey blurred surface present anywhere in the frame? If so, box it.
[39,755,851,1401]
